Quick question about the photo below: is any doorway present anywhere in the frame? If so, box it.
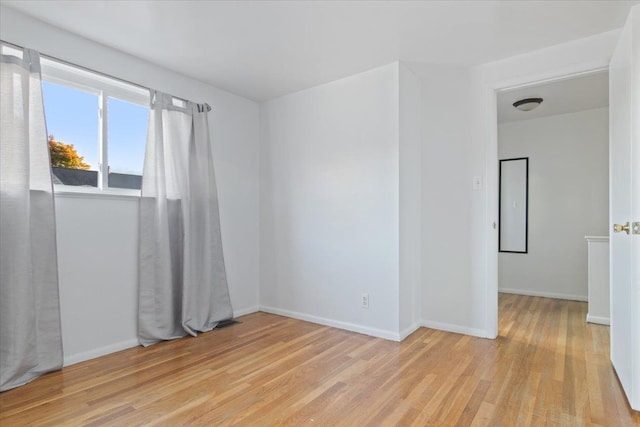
[495,70,610,332]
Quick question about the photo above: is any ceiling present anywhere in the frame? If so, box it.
[497,71,609,123]
[2,1,637,101]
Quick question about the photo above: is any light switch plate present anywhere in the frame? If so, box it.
[473,176,482,190]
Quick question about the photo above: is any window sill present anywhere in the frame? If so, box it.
[53,185,141,201]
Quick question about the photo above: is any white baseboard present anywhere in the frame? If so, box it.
[62,307,256,367]
[63,338,140,367]
[258,306,493,341]
[234,305,260,318]
[499,288,587,302]
[399,322,421,341]
[586,314,610,325]
[60,310,491,367]
[259,305,400,341]
[420,320,489,338]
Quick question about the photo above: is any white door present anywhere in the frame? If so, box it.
[609,5,639,411]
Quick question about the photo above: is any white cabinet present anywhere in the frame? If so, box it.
[585,236,610,325]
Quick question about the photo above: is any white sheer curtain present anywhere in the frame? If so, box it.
[0,47,63,391]
[138,91,233,346]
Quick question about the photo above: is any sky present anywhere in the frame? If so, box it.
[42,80,149,175]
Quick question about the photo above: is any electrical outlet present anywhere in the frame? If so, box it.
[361,293,369,309]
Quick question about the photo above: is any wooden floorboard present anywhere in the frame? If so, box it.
[1,293,638,426]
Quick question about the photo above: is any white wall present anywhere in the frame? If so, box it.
[260,63,402,339]
[54,196,139,364]
[398,64,422,338]
[498,108,609,301]
[1,6,261,365]
[402,63,488,336]
[258,59,485,340]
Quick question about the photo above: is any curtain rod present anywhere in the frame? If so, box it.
[0,39,212,112]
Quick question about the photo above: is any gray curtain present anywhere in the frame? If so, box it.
[0,47,63,391]
[138,91,232,346]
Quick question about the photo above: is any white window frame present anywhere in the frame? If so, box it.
[41,57,149,197]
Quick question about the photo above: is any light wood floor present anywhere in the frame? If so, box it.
[1,294,638,426]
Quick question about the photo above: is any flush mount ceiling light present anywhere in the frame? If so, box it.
[513,97,543,112]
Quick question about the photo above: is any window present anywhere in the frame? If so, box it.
[107,97,147,189]
[41,58,149,193]
[43,81,99,187]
